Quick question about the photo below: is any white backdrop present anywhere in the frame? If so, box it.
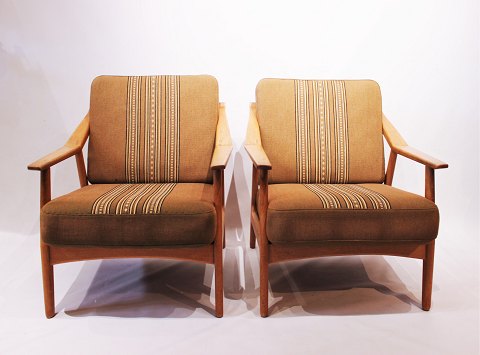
[0,0,478,239]
[0,1,479,353]
[1,0,478,240]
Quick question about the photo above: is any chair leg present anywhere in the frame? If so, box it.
[422,240,435,311]
[40,242,55,318]
[250,225,256,249]
[214,245,224,318]
[259,245,268,317]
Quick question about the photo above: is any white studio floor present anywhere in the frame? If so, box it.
[0,221,478,355]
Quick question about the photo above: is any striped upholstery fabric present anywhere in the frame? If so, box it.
[88,75,218,184]
[91,183,176,215]
[304,184,391,209]
[256,79,385,184]
[41,183,216,246]
[125,76,180,183]
[262,184,439,243]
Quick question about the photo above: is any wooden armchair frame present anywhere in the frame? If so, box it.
[28,103,232,318]
[245,103,448,317]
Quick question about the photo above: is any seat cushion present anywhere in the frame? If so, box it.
[261,184,439,243]
[41,183,216,246]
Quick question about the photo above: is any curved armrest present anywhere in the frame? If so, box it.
[28,114,90,171]
[382,114,448,169]
[210,103,233,170]
[393,146,448,169]
[28,146,81,171]
[244,103,272,170]
[27,114,90,208]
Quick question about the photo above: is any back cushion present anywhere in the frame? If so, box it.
[88,75,218,183]
[256,79,384,184]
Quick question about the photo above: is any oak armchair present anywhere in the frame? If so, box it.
[28,75,232,318]
[245,79,448,317]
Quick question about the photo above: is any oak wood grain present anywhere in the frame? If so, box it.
[210,103,233,170]
[244,103,272,169]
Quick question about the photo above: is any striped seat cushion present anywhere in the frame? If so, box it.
[88,75,219,184]
[256,79,385,184]
[41,183,216,246]
[261,184,439,243]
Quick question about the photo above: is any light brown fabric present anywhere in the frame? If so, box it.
[88,75,218,184]
[261,184,438,243]
[41,183,216,246]
[256,79,384,184]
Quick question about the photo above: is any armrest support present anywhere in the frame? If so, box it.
[249,165,269,249]
[210,103,231,249]
[28,114,90,208]
[210,103,233,170]
[383,113,447,202]
[247,104,270,247]
[244,103,272,170]
[382,114,448,169]
[28,114,90,171]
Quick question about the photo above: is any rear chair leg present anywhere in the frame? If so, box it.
[40,242,55,318]
[259,245,268,317]
[223,224,226,249]
[250,225,256,249]
[422,240,435,311]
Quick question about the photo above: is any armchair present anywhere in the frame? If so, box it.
[245,79,447,317]
[28,75,232,318]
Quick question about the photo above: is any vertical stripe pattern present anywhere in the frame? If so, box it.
[332,81,349,183]
[125,76,180,183]
[294,80,350,184]
[126,77,141,182]
[144,76,161,182]
[305,184,391,209]
[165,76,180,182]
[92,183,176,215]
[295,80,311,183]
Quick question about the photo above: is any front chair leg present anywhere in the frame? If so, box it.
[40,242,55,318]
[212,169,224,317]
[422,240,435,311]
[259,245,269,317]
[214,249,223,317]
[250,166,258,250]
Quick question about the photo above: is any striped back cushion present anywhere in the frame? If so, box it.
[88,75,218,183]
[256,79,385,184]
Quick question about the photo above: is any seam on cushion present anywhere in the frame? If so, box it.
[41,210,215,217]
[43,242,214,247]
[268,237,437,244]
[266,207,438,212]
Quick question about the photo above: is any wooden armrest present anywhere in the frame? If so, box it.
[28,146,82,171]
[211,146,233,170]
[28,114,90,171]
[210,103,233,170]
[244,103,272,169]
[382,114,448,169]
[394,146,448,169]
[244,145,271,170]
